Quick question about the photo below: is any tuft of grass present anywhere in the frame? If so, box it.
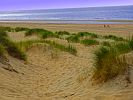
[0,31,8,37]
[17,40,77,55]
[77,32,99,38]
[0,26,13,32]
[103,35,124,41]
[92,40,133,84]
[102,41,111,47]
[129,36,133,50]
[15,27,29,32]
[0,44,5,57]
[44,40,77,55]
[0,31,26,60]
[81,39,99,46]
[93,45,129,83]
[55,31,70,35]
[67,35,80,43]
[25,28,55,39]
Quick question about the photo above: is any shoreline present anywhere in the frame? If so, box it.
[0,20,133,24]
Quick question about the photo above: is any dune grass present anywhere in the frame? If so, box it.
[25,28,56,39]
[55,31,70,35]
[0,44,5,57]
[67,35,80,43]
[92,41,132,83]
[0,26,13,32]
[0,31,26,60]
[77,32,99,38]
[81,39,99,46]
[15,27,29,32]
[40,40,77,55]
[103,35,124,41]
[17,40,77,55]
[129,36,133,50]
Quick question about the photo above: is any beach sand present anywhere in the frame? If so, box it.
[0,22,133,37]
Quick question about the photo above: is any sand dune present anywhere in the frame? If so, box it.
[0,24,133,100]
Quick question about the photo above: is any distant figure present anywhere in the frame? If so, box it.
[103,25,110,28]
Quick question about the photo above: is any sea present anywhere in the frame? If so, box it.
[0,5,133,24]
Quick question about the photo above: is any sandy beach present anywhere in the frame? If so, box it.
[0,21,133,37]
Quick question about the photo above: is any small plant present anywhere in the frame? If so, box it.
[67,35,80,43]
[103,35,124,41]
[102,41,111,47]
[0,44,5,57]
[0,31,8,37]
[15,27,29,32]
[129,36,133,50]
[81,39,99,46]
[92,46,128,83]
[25,28,55,39]
[77,32,98,38]
[0,26,13,32]
[55,31,70,35]
[44,40,77,55]
[0,31,26,60]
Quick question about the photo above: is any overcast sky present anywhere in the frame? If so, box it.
[0,0,133,11]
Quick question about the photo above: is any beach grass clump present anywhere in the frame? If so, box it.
[17,40,77,55]
[67,35,80,43]
[128,36,133,50]
[103,35,124,41]
[44,40,77,55]
[0,31,26,60]
[25,28,55,38]
[77,32,99,38]
[6,40,27,60]
[0,31,8,37]
[17,40,45,51]
[55,31,70,35]
[102,41,111,47]
[15,27,29,32]
[0,44,6,57]
[0,26,13,32]
[92,45,129,83]
[81,39,99,46]
[92,40,133,83]
[115,42,131,54]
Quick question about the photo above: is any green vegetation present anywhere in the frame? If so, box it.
[17,40,77,55]
[41,40,77,55]
[25,28,55,39]
[0,44,5,57]
[81,39,99,46]
[67,35,80,43]
[103,35,124,41]
[0,26,13,32]
[102,41,111,47]
[129,37,133,50]
[55,31,70,35]
[92,41,132,83]
[15,27,29,32]
[0,31,26,60]
[77,32,99,38]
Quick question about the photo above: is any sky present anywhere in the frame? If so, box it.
[0,0,133,11]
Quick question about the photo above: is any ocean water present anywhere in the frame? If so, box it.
[0,5,133,24]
